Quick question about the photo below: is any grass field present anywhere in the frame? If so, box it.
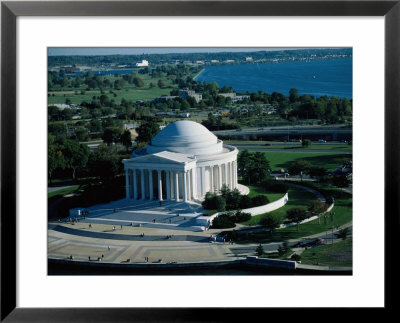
[300,237,352,267]
[237,183,352,244]
[241,184,318,226]
[264,152,351,171]
[228,143,352,151]
[246,184,284,202]
[48,73,176,105]
[48,185,80,199]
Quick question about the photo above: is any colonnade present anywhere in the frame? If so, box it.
[199,160,237,197]
[125,168,196,202]
[125,160,237,202]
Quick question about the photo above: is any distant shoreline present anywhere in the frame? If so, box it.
[193,68,204,80]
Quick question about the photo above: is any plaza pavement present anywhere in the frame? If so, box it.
[49,199,244,264]
[48,198,352,265]
[48,222,241,264]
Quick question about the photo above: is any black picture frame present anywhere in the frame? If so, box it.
[1,0,398,321]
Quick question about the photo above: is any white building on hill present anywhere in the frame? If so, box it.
[136,60,149,67]
[122,120,238,202]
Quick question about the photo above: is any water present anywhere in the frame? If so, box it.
[195,58,352,99]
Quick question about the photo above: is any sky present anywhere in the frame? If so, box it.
[48,47,304,56]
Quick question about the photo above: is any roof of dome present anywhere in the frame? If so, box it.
[146,120,223,156]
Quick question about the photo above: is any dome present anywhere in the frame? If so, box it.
[146,120,223,156]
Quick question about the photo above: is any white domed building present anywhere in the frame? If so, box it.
[122,120,239,202]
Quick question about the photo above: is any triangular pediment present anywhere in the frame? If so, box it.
[125,151,196,166]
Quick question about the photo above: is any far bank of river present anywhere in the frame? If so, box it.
[194,58,352,99]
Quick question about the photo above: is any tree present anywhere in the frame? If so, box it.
[259,214,282,235]
[335,227,350,240]
[62,139,90,180]
[256,244,264,257]
[74,126,89,142]
[48,135,66,183]
[87,144,123,183]
[249,152,270,184]
[205,81,219,95]
[238,150,270,184]
[133,75,144,87]
[136,121,160,144]
[286,208,308,231]
[237,150,252,183]
[278,241,290,256]
[332,175,350,188]
[157,79,165,88]
[301,139,311,147]
[102,127,122,145]
[120,130,132,152]
[308,166,327,181]
[289,88,299,103]
[288,160,311,181]
[308,200,328,224]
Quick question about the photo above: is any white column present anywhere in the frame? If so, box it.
[201,167,206,197]
[166,170,171,200]
[149,170,153,200]
[230,162,234,189]
[234,161,237,188]
[125,170,129,199]
[185,171,190,201]
[141,169,145,200]
[209,166,214,192]
[191,168,196,199]
[133,169,138,200]
[218,165,222,191]
[224,163,228,187]
[158,170,163,201]
[175,171,179,201]
[183,171,187,202]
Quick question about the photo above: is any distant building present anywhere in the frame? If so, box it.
[218,93,250,103]
[124,123,139,130]
[245,57,253,61]
[178,89,202,103]
[136,60,149,67]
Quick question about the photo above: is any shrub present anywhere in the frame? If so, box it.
[291,254,301,261]
[239,195,253,209]
[210,214,235,229]
[264,180,289,193]
[232,211,251,223]
[256,244,264,256]
[251,195,269,207]
[202,192,226,211]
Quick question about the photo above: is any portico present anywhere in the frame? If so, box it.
[123,120,239,202]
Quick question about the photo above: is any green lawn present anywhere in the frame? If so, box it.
[236,186,352,244]
[48,74,176,105]
[265,152,351,171]
[241,184,318,226]
[48,185,80,199]
[300,237,352,267]
[246,184,284,202]
[231,144,352,151]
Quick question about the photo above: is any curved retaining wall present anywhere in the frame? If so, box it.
[279,202,334,229]
[196,193,289,227]
[242,193,289,216]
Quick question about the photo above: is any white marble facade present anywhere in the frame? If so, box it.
[122,120,238,202]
